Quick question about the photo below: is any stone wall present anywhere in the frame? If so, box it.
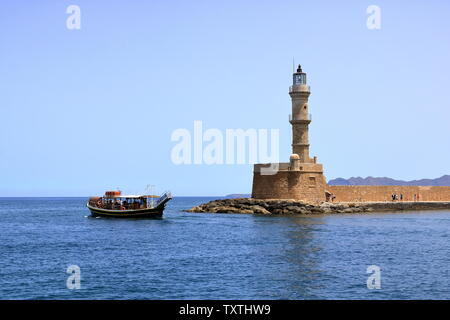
[328,185,450,202]
[252,166,327,204]
[252,174,450,203]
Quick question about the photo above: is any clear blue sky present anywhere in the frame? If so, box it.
[1,0,449,196]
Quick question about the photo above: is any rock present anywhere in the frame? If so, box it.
[322,207,333,214]
[186,206,204,213]
[310,207,325,214]
[272,208,286,214]
[184,198,450,215]
[251,205,271,214]
[286,206,300,212]
[211,206,241,213]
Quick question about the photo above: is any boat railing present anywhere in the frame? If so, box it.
[155,191,172,207]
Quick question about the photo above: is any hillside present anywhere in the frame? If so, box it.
[328,175,450,186]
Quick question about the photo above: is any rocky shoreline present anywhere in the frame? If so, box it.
[185,198,450,215]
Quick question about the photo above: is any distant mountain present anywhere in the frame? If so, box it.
[227,176,450,195]
[328,175,450,186]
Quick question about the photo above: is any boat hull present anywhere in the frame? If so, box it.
[87,204,165,218]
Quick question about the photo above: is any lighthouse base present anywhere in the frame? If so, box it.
[251,162,328,204]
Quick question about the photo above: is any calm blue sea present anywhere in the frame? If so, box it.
[0,197,449,300]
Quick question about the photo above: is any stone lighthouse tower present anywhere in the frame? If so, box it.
[290,65,312,163]
[251,64,328,203]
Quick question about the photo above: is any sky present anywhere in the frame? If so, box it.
[1,0,449,196]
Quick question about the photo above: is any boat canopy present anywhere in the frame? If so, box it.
[114,195,141,198]
[103,194,159,199]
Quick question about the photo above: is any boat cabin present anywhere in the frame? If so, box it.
[88,190,159,210]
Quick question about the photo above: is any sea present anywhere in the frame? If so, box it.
[0,197,449,300]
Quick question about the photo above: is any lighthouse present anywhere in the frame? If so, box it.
[289,65,312,163]
[251,64,327,203]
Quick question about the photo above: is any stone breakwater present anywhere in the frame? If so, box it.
[185,198,450,215]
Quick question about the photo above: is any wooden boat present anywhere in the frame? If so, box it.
[86,190,172,218]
